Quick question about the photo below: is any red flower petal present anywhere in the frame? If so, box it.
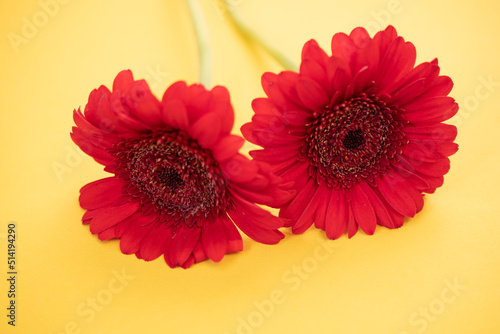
[387,61,440,104]
[402,142,443,163]
[279,161,310,190]
[162,233,177,268]
[384,201,405,228]
[347,207,358,238]
[221,154,258,183]
[228,200,284,245]
[262,72,291,108]
[70,129,114,165]
[375,37,416,92]
[97,228,117,241]
[251,98,282,116]
[231,192,284,230]
[188,111,222,147]
[224,219,243,254]
[79,177,126,210]
[331,32,357,63]
[161,99,190,131]
[372,25,398,58]
[349,27,371,48]
[393,163,430,191]
[278,71,302,106]
[376,173,419,217]
[302,39,329,67]
[208,86,234,134]
[280,178,317,222]
[403,97,458,123]
[300,59,330,95]
[162,81,188,104]
[112,70,134,92]
[249,146,300,164]
[119,213,156,254]
[170,226,202,267]
[202,219,228,262]
[108,93,152,131]
[88,201,141,235]
[122,80,164,127]
[418,75,454,100]
[359,181,395,229]
[180,255,197,269]
[186,84,212,123]
[313,188,330,230]
[292,184,327,234]
[406,156,451,177]
[329,65,352,104]
[84,86,112,125]
[296,77,330,111]
[139,226,173,261]
[349,183,377,235]
[73,108,120,146]
[211,135,245,162]
[404,123,457,142]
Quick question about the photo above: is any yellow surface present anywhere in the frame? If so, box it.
[1,0,499,333]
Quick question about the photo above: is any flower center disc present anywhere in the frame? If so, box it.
[343,129,364,151]
[112,131,230,226]
[301,95,406,188]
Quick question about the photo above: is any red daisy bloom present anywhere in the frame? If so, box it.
[242,26,459,239]
[71,70,291,268]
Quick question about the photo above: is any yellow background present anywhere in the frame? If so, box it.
[1,0,499,333]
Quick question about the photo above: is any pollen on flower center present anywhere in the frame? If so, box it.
[300,94,407,189]
[111,131,231,226]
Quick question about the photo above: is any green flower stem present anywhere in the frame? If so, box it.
[223,0,299,72]
[186,0,212,87]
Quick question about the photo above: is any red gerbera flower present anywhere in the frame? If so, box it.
[71,70,291,268]
[242,26,459,239]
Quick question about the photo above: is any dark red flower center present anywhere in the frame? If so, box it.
[155,168,184,191]
[343,129,364,151]
[111,131,231,227]
[300,94,407,189]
